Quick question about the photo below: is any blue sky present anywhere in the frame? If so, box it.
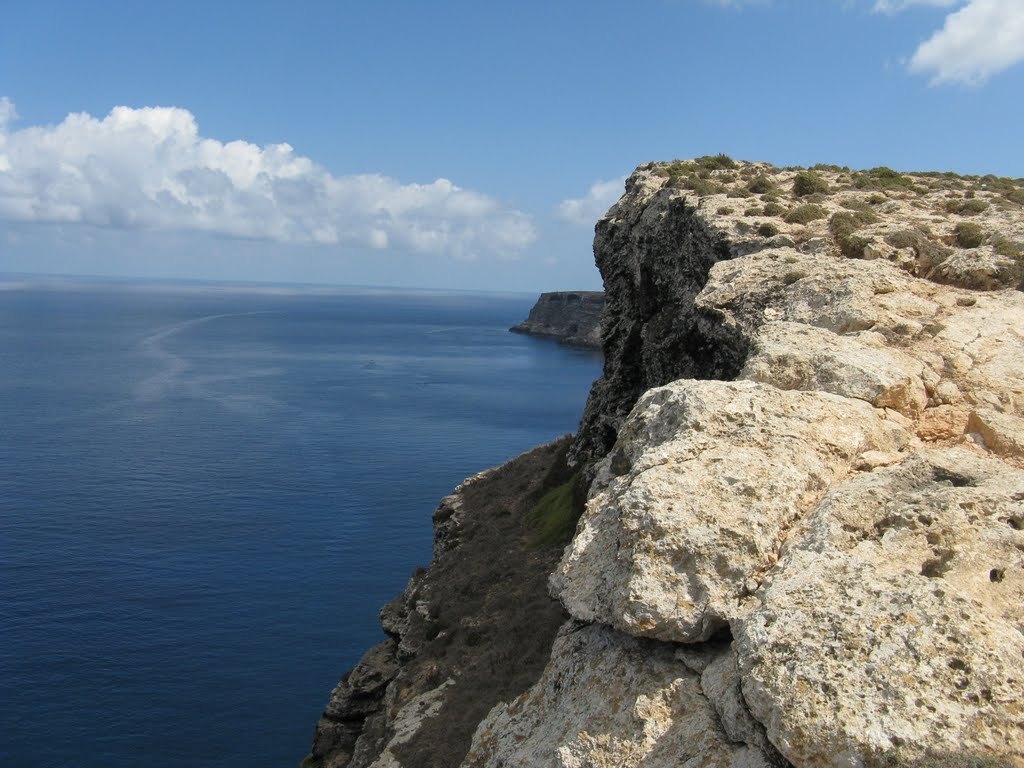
[1,0,1022,292]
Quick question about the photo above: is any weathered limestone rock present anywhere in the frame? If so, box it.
[462,622,778,768]
[510,291,606,348]
[553,379,911,643]
[968,408,1024,458]
[741,321,928,416]
[735,449,1024,766]
[311,160,1024,768]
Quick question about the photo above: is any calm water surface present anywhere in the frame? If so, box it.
[0,277,602,768]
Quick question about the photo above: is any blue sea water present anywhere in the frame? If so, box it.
[0,277,602,768]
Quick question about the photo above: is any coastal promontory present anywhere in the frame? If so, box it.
[307,157,1024,768]
[510,291,604,348]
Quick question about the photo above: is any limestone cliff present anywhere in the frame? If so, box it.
[510,291,605,349]
[308,159,1024,768]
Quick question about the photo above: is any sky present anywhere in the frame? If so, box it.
[1,0,1022,292]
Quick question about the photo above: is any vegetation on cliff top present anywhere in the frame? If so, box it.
[641,155,1024,290]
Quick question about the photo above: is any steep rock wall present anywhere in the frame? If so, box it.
[510,291,605,348]
[309,161,1024,768]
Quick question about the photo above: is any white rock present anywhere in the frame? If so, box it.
[461,622,778,768]
[553,379,910,642]
[735,449,1024,766]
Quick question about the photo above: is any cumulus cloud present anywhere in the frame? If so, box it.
[0,100,535,258]
[872,0,1024,84]
[557,177,626,226]
[904,0,1024,84]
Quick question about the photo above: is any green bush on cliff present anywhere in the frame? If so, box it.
[793,171,830,197]
[852,166,924,193]
[527,476,579,546]
[747,175,774,194]
[829,211,878,259]
[954,222,986,248]
[696,153,737,170]
[784,204,827,224]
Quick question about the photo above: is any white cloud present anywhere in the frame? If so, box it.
[557,177,626,226]
[872,0,959,12]
[871,0,1024,84]
[907,0,1024,84]
[0,100,535,258]
[0,97,16,128]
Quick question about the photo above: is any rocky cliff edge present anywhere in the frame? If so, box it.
[308,159,1024,768]
[510,291,605,349]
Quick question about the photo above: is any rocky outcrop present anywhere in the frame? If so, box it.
[310,160,1024,768]
[510,291,605,348]
[306,439,574,768]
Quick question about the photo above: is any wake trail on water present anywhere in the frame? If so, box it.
[135,311,284,414]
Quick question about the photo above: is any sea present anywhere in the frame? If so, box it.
[0,275,603,768]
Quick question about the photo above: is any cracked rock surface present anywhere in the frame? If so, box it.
[310,161,1024,768]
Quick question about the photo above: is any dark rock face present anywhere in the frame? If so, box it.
[569,172,751,466]
[305,438,574,768]
[509,291,605,349]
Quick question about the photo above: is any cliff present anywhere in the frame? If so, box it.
[510,291,605,348]
[307,158,1024,768]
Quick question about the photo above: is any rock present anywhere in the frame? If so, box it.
[311,640,400,767]
[568,175,747,465]
[311,160,1024,768]
[553,379,911,643]
[510,291,606,349]
[308,439,574,768]
[967,408,1024,458]
[462,622,780,768]
[735,449,1024,766]
[741,321,928,416]
[927,248,1024,292]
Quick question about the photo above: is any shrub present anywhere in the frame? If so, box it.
[728,188,754,199]
[867,193,887,205]
[992,236,1022,259]
[885,228,951,266]
[783,270,808,285]
[945,199,990,215]
[785,204,827,224]
[683,176,723,196]
[745,206,762,217]
[762,201,786,217]
[757,222,780,237]
[829,211,878,258]
[793,171,831,197]
[954,222,985,248]
[841,198,874,212]
[717,206,734,215]
[663,161,697,181]
[696,153,737,170]
[1006,189,1024,205]
[852,166,919,192]
[527,477,580,546]
[747,175,774,194]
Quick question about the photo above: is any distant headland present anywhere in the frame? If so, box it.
[509,291,604,349]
